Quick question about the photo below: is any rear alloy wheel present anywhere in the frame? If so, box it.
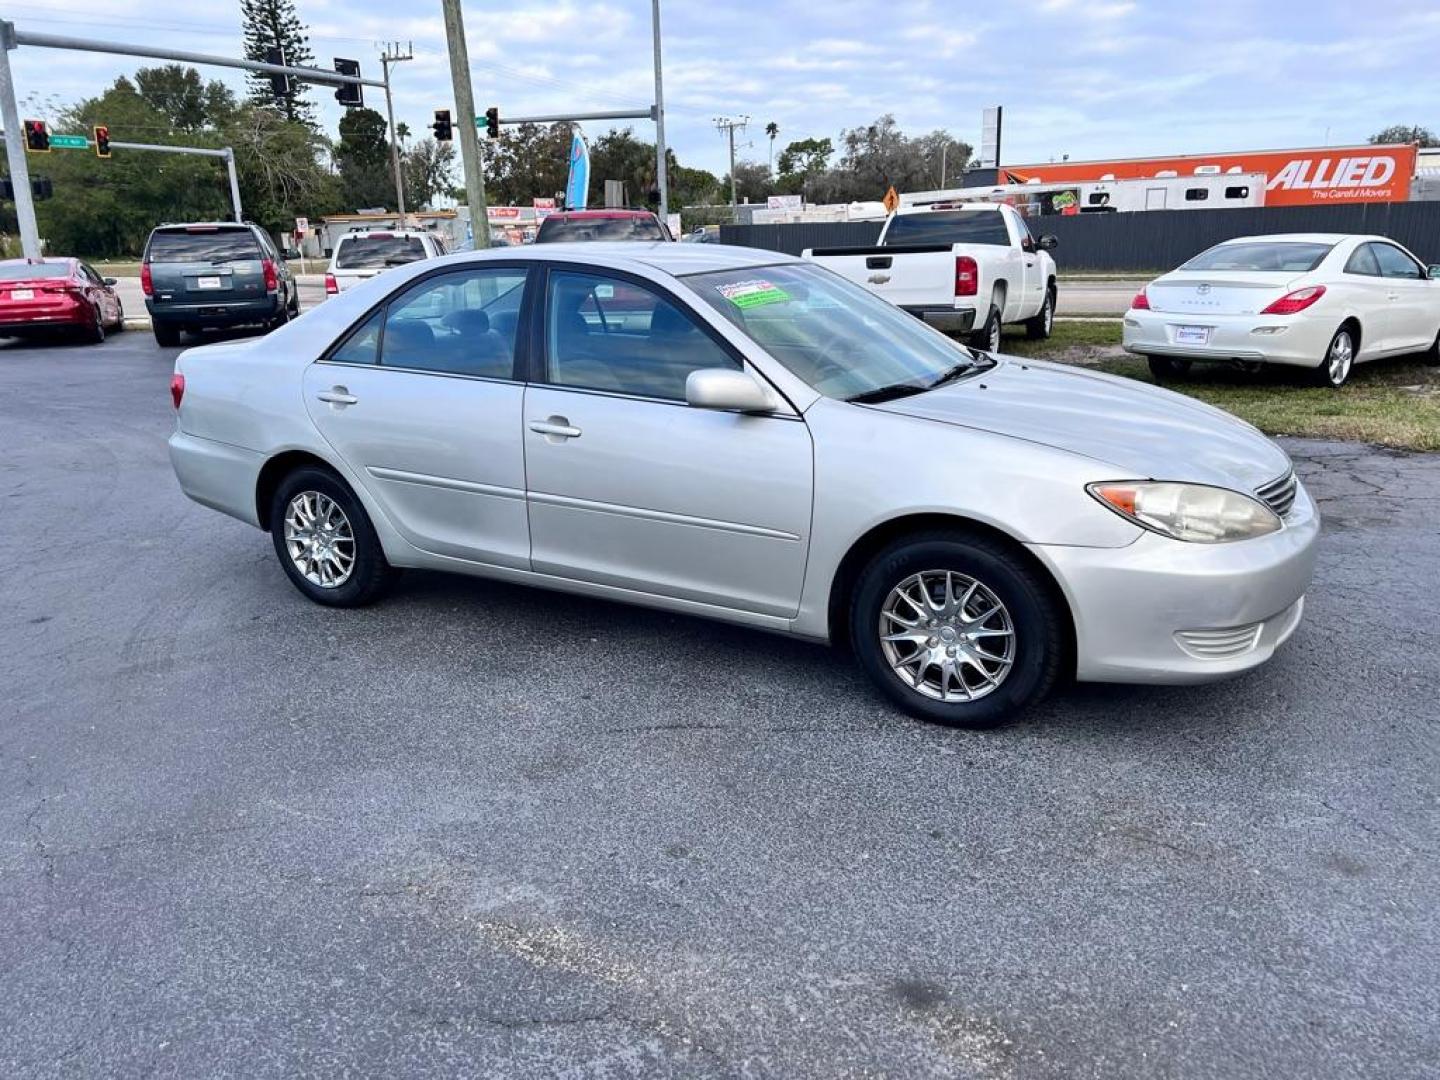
[1146,355,1192,382]
[1025,288,1055,340]
[1313,326,1355,388]
[971,304,1002,353]
[850,531,1063,728]
[269,466,397,607]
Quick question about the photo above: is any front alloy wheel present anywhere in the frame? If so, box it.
[849,531,1063,728]
[879,571,1016,702]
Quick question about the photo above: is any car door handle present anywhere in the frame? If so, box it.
[317,388,358,405]
[529,417,582,439]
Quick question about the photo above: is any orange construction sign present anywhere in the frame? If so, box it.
[1002,144,1417,207]
[882,185,900,213]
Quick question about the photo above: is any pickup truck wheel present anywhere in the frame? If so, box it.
[1146,355,1192,382]
[970,305,1002,353]
[1025,288,1055,340]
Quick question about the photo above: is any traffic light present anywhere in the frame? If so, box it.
[432,108,452,142]
[94,125,111,159]
[265,46,292,98]
[333,58,363,108]
[23,119,49,153]
[485,106,500,139]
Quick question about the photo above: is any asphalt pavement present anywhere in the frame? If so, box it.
[1,331,1436,1078]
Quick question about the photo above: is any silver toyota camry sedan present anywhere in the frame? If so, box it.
[169,243,1319,727]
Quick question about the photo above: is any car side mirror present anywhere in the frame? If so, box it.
[1038,235,1058,251]
[102,276,117,285]
[1428,264,1440,280]
[685,368,778,413]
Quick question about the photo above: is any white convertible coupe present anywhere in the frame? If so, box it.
[1123,233,1440,387]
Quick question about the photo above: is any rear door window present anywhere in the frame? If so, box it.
[335,235,428,270]
[147,229,261,263]
[379,267,529,378]
[882,212,1011,247]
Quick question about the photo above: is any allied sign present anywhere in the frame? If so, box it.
[1003,144,1417,206]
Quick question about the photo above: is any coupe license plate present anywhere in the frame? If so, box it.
[196,276,223,290]
[1175,325,1210,346]
[9,288,33,300]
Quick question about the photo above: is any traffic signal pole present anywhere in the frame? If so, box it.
[440,0,489,248]
[0,20,381,258]
[0,24,41,259]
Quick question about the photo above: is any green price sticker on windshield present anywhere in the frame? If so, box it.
[718,279,790,309]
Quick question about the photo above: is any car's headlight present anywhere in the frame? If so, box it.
[1087,481,1281,543]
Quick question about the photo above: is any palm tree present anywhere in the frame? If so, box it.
[765,121,779,174]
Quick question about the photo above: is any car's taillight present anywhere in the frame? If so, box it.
[170,373,185,409]
[1131,289,1150,310]
[954,255,978,297]
[324,273,338,295]
[140,263,153,296]
[1260,285,1326,316]
[261,258,278,292]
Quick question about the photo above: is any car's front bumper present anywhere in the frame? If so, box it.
[903,306,977,334]
[1122,309,1334,368]
[1030,479,1320,683]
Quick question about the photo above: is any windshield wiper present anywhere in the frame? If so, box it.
[847,359,978,404]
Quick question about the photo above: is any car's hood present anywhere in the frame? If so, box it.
[869,356,1291,491]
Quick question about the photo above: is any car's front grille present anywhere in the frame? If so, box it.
[1255,470,1298,519]
[1175,622,1264,660]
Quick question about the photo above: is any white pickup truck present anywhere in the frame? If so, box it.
[803,203,1058,351]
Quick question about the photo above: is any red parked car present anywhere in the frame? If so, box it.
[534,209,672,243]
[0,258,126,343]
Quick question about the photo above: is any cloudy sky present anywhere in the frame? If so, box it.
[12,0,1440,181]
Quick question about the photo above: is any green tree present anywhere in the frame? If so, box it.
[333,107,395,210]
[403,138,457,210]
[485,122,573,206]
[765,120,779,173]
[1370,125,1438,147]
[241,0,314,125]
[135,65,236,132]
[721,161,771,204]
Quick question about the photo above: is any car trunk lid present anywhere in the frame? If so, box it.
[1145,271,1305,316]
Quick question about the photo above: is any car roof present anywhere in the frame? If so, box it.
[545,209,658,220]
[413,241,796,278]
[1214,233,1373,245]
[151,222,253,231]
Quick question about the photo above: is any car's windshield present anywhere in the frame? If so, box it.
[335,235,427,269]
[0,262,69,280]
[686,262,982,401]
[883,211,1011,247]
[147,229,260,263]
[536,216,666,242]
[1182,241,1333,272]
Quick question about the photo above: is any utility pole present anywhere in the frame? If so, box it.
[940,143,947,189]
[715,115,748,210]
[0,23,39,259]
[651,0,668,224]
[380,41,412,217]
[440,0,489,248]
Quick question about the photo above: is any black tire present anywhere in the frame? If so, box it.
[82,305,106,344]
[848,530,1064,728]
[1311,325,1356,388]
[1025,287,1055,340]
[970,304,1002,353]
[1146,355,1192,382]
[1421,328,1440,366]
[268,465,398,608]
[268,302,290,332]
[153,321,181,347]
[110,302,125,332]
